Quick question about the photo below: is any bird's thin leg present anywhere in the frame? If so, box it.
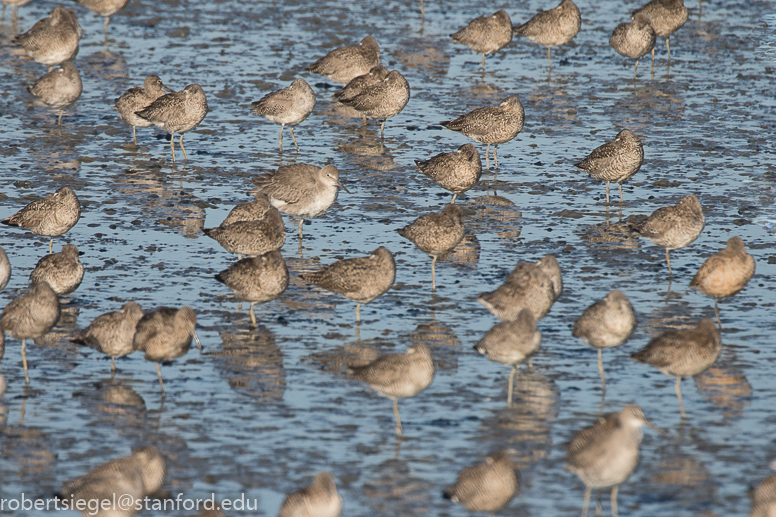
[493,145,498,169]
[676,377,685,419]
[290,126,300,153]
[278,123,284,152]
[581,487,591,517]
[356,303,361,323]
[420,0,424,19]
[481,53,486,72]
[157,363,166,397]
[103,16,110,44]
[507,365,516,407]
[49,238,53,254]
[714,298,721,329]
[21,339,29,385]
[451,193,457,204]
[666,249,672,277]
[634,60,639,79]
[619,183,624,203]
[298,219,304,241]
[170,132,176,162]
[598,348,606,394]
[605,182,610,204]
[431,255,437,291]
[193,330,203,353]
[393,399,403,436]
[57,109,64,126]
[485,144,490,170]
[547,47,552,69]
[666,37,671,61]
[611,485,619,517]
[249,302,256,327]
[111,357,116,372]
[179,134,187,160]
[132,126,137,146]
[380,119,386,138]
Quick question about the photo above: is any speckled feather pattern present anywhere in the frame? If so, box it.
[251,78,315,126]
[415,144,482,196]
[632,0,688,39]
[335,65,389,102]
[338,70,410,121]
[278,473,342,517]
[214,250,289,304]
[397,204,465,256]
[29,244,84,295]
[478,258,557,322]
[135,83,208,134]
[306,35,381,84]
[631,318,721,378]
[28,61,82,109]
[300,246,395,304]
[441,97,524,146]
[2,186,81,238]
[13,7,81,66]
[349,342,434,400]
[203,207,286,257]
[610,16,656,60]
[451,10,513,56]
[443,451,519,513]
[251,164,344,219]
[513,0,581,48]
[474,309,541,367]
[133,307,198,363]
[573,290,636,349]
[73,301,144,359]
[576,129,644,184]
[0,281,60,340]
[115,76,172,129]
[632,194,704,250]
[690,237,755,299]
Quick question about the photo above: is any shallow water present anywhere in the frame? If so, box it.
[1,0,775,515]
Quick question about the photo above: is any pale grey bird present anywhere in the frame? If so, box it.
[566,404,657,517]
[114,76,174,145]
[441,97,524,170]
[450,10,513,71]
[536,254,563,302]
[307,35,381,84]
[27,61,82,126]
[2,0,35,31]
[72,301,144,371]
[251,78,316,153]
[338,70,410,137]
[349,342,434,437]
[1,186,81,254]
[13,7,81,70]
[0,281,60,384]
[575,129,644,204]
[135,84,208,162]
[29,243,83,296]
[444,451,519,514]
[632,0,688,62]
[474,308,541,406]
[277,472,342,517]
[609,14,656,78]
[513,0,581,69]
[0,247,10,291]
[572,290,636,393]
[414,144,482,203]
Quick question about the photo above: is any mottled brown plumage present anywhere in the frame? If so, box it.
[214,251,288,327]
[478,258,557,322]
[73,0,129,41]
[251,78,316,153]
[349,342,434,436]
[536,254,563,302]
[631,194,704,277]
[750,468,776,517]
[135,84,208,162]
[632,0,688,61]
[609,15,656,78]
[204,197,286,258]
[307,35,381,84]
[414,144,482,203]
[338,70,410,137]
[631,318,720,418]
[114,75,173,145]
[300,246,395,322]
[29,243,83,295]
[13,7,81,69]
[572,290,636,392]
[278,472,342,517]
[2,186,81,253]
[513,0,581,68]
[690,237,755,302]
[575,129,644,203]
[451,10,513,71]
[27,61,82,125]
[444,451,519,513]
[441,96,524,169]
[72,301,144,371]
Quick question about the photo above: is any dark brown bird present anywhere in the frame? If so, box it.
[414,144,482,203]
[750,465,776,517]
[307,35,381,84]
[575,129,644,204]
[72,301,144,372]
[450,10,513,71]
[277,472,342,517]
[203,195,286,259]
[632,0,688,62]
[443,451,519,514]
[631,318,720,418]
[2,186,81,254]
[513,0,581,69]
[441,96,524,170]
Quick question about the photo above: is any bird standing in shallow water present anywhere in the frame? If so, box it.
[609,14,656,78]
[414,144,482,203]
[630,194,704,277]
[0,282,60,384]
[1,186,81,254]
[251,78,315,153]
[575,129,644,204]
[478,256,558,322]
[441,96,524,170]
[690,237,755,327]
[307,35,381,84]
[631,318,720,419]
[450,10,513,72]
[349,342,434,437]
[278,472,342,517]
[72,301,144,372]
[203,195,286,259]
[335,65,389,124]
[13,7,81,70]
[29,243,84,296]
[114,75,173,145]
[135,84,208,163]
[444,451,519,514]
[72,0,129,43]
[566,404,657,517]
[513,0,581,69]
[337,70,410,138]
[27,61,82,126]
[632,0,688,62]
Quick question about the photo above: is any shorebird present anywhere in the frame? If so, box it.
[27,61,83,126]
[631,318,721,418]
[566,404,656,517]
[441,96,524,170]
[750,464,776,517]
[572,290,636,393]
[414,144,482,203]
[690,237,755,326]
[1,186,81,254]
[214,251,288,327]
[29,243,84,296]
[61,446,165,512]
[444,451,519,514]
[474,308,541,406]
[251,78,316,153]
[251,164,349,241]
[575,129,644,204]
[0,247,10,291]
[633,0,688,62]
[334,65,389,123]
[537,254,563,302]
[349,342,434,436]
[278,472,342,517]
[203,196,286,258]
[450,10,513,71]
[114,75,173,145]
[133,306,203,397]
[300,247,395,323]
[609,14,656,78]
[397,204,465,290]
[2,0,34,31]
[0,282,60,384]
[72,0,129,42]
[513,0,581,69]
[72,301,144,372]
[13,7,81,70]
[135,84,208,162]
[478,259,557,322]
[307,35,381,84]
[630,194,704,277]
[337,70,410,137]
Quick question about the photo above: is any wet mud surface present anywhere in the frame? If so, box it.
[1,0,776,515]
